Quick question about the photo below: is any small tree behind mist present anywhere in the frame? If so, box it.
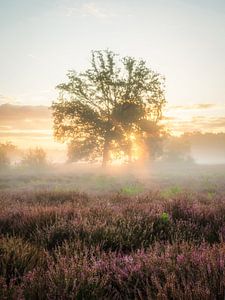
[0,147,10,170]
[20,147,48,170]
[0,142,18,170]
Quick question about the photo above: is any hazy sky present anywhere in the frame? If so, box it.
[0,0,225,144]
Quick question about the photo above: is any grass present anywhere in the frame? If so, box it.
[160,185,182,198]
[121,183,144,196]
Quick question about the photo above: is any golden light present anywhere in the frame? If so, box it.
[109,132,145,165]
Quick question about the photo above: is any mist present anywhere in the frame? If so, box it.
[1,125,225,205]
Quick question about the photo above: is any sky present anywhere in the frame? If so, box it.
[0,0,225,148]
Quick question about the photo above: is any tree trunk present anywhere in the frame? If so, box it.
[102,139,110,168]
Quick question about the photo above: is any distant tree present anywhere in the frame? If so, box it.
[144,127,166,161]
[162,135,194,164]
[0,142,17,156]
[52,50,166,166]
[0,142,17,170]
[0,147,9,170]
[20,147,47,169]
[178,132,225,164]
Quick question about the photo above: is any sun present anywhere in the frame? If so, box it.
[109,133,144,165]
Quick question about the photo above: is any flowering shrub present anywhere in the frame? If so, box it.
[0,189,224,299]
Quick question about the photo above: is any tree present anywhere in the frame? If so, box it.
[20,147,47,169]
[0,142,17,170]
[52,50,166,166]
[162,135,195,164]
[0,148,9,170]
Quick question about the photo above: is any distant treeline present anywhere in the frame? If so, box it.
[1,132,225,169]
[178,132,225,164]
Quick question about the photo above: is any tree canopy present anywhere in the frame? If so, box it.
[52,50,166,166]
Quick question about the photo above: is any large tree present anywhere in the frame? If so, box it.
[52,50,166,166]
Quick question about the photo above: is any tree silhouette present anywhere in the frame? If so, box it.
[52,50,166,166]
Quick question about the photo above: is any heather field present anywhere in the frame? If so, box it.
[0,168,225,299]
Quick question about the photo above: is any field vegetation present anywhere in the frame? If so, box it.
[0,167,224,299]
